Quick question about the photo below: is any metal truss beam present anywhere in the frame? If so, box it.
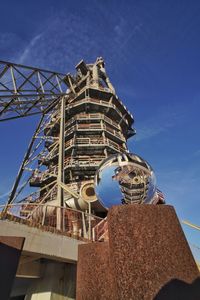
[0,60,68,121]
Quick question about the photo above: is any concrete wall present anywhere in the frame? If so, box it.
[25,261,76,300]
[0,220,85,262]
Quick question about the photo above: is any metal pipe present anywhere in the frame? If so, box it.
[56,97,66,230]
[92,64,99,88]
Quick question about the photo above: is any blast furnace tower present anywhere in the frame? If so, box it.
[29,57,135,214]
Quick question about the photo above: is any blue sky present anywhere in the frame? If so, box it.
[0,0,200,259]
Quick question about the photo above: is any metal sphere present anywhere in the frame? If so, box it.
[94,153,157,209]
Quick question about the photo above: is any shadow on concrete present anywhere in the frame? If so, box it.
[154,278,200,300]
[24,261,77,299]
[0,238,24,300]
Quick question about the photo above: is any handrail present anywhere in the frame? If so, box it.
[0,203,103,241]
[93,217,108,241]
[67,98,125,120]
[0,202,102,219]
[65,113,120,130]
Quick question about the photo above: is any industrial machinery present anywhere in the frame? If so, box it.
[0,57,164,224]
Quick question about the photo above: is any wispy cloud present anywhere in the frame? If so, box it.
[134,113,177,141]
[7,8,143,74]
[135,124,168,141]
[134,104,185,141]
[15,12,110,71]
[18,33,43,64]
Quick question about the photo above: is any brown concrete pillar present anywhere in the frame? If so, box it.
[77,205,200,300]
[108,205,200,299]
[77,242,115,300]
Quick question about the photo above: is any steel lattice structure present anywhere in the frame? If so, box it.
[0,60,68,121]
[0,57,138,227]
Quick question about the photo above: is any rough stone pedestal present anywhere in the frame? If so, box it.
[76,242,115,299]
[77,205,200,300]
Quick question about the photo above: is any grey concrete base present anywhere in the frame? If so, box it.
[25,261,76,300]
[0,220,84,262]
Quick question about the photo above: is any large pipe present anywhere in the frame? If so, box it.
[65,181,97,210]
[99,64,116,94]
[92,64,99,88]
